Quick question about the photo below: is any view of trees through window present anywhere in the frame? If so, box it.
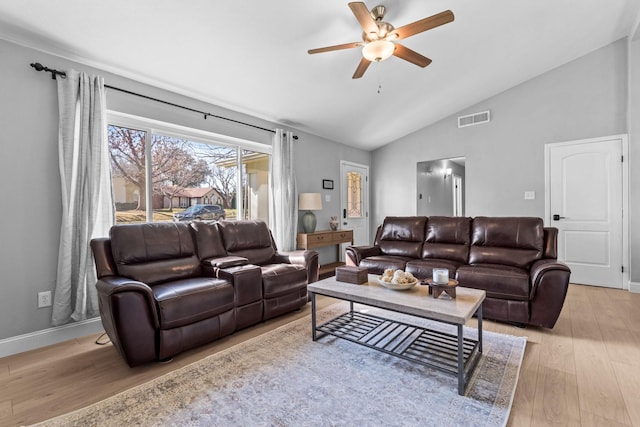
[108,124,270,224]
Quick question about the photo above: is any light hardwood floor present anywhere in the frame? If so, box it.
[1,284,639,426]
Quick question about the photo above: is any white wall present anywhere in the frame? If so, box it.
[372,39,628,237]
[0,38,370,346]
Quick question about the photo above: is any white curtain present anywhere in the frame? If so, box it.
[52,69,114,326]
[269,129,297,251]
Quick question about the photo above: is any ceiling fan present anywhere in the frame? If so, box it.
[308,2,454,79]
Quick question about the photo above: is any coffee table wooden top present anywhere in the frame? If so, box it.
[308,274,485,325]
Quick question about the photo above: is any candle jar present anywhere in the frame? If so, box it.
[433,268,449,285]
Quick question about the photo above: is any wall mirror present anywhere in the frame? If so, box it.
[416,157,466,216]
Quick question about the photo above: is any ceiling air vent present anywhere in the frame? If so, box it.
[458,110,490,128]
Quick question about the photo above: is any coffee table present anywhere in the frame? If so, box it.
[308,274,485,395]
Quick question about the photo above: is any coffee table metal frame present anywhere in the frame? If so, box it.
[309,280,484,395]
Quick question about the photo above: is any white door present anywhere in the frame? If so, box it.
[547,136,624,288]
[340,161,370,256]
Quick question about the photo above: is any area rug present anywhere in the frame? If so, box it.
[34,302,526,427]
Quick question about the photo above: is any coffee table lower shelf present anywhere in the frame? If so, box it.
[312,305,482,395]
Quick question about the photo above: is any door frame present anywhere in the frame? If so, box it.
[544,134,629,290]
[340,160,370,247]
[452,174,463,216]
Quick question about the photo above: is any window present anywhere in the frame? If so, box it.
[107,112,271,224]
[241,149,270,221]
[347,171,363,218]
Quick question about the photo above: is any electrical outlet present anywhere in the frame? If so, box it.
[38,291,52,308]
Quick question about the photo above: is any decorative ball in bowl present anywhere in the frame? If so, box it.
[377,269,418,291]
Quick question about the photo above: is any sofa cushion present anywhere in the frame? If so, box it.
[469,217,543,268]
[152,277,235,329]
[110,222,201,285]
[378,216,426,258]
[260,264,307,298]
[359,255,413,275]
[405,259,464,279]
[456,264,530,300]
[218,220,276,265]
[190,221,227,260]
[422,216,471,263]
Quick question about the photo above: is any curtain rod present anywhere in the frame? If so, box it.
[30,62,298,138]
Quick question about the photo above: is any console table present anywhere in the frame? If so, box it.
[297,229,353,278]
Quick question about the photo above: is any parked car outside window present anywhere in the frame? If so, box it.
[173,204,226,222]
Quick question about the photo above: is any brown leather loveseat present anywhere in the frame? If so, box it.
[91,220,319,366]
[345,216,571,328]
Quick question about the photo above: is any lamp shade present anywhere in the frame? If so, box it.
[362,40,395,62]
[298,193,322,211]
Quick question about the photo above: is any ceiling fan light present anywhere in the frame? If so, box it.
[362,40,395,62]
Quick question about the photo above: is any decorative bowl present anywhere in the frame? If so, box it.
[377,276,419,291]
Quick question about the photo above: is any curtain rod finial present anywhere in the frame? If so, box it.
[30,62,57,79]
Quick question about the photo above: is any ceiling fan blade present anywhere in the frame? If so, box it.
[352,57,371,79]
[393,43,432,68]
[308,42,362,55]
[348,2,378,36]
[392,10,454,40]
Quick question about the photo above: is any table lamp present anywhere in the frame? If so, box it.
[299,193,322,233]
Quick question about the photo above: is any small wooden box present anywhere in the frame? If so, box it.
[335,266,368,284]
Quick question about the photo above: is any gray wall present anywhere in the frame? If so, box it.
[372,38,627,231]
[1,34,636,345]
[294,134,370,265]
[0,38,370,340]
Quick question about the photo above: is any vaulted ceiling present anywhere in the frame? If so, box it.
[1,1,639,150]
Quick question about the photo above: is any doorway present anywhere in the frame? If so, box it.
[545,135,628,288]
[417,157,465,216]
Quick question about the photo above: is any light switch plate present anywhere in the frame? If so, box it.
[524,191,535,200]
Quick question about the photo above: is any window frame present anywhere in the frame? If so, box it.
[107,111,272,223]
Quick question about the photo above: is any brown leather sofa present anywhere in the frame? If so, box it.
[90,220,319,367]
[345,216,571,328]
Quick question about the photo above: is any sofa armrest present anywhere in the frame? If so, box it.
[530,259,571,294]
[202,256,249,269]
[345,245,381,267]
[217,264,263,306]
[96,276,159,366]
[528,259,571,328]
[91,237,117,277]
[274,250,320,283]
[543,227,558,259]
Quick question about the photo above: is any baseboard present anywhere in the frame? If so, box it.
[629,281,640,293]
[0,317,104,358]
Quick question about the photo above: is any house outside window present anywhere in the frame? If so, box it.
[107,112,271,224]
